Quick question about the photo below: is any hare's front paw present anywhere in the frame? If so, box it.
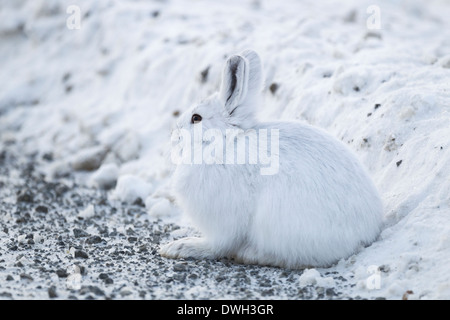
[159,237,216,260]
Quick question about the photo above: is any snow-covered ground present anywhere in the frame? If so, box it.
[1,0,450,299]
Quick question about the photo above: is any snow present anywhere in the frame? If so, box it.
[77,204,96,219]
[298,269,335,288]
[1,0,450,299]
[112,174,153,204]
[89,162,119,189]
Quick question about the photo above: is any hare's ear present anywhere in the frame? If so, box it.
[240,49,263,102]
[220,55,249,114]
[220,50,263,117]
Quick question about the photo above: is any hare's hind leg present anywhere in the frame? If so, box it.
[159,237,218,260]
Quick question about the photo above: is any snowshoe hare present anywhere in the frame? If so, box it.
[160,50,383,268]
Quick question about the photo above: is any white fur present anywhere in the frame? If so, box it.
[160,50,384,268]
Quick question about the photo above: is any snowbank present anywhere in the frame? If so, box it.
[1,0,449,299]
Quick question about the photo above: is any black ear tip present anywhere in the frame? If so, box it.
[227,54,245,66]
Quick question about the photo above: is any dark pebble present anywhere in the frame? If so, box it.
[86,236,102,244]
[74,250,89,259]
[200,66,210,84]
[138,245,148,253]
[90,286,105,296]
[16,190,33,203]
[79,285,104,296]
[396,160,403,167]
[20,273,33,281]
[98,273,109,280]
[128,236,138,243]
[35,205,48,213]
[55,184,69,196]
[6,275,14,281]
[188,273,199,280]
[325,288,337,297]
[104,278,114,285]
[42,153,53,161]
[215,275,227,283]
[73,228,90,238]
[261,289,274,297]
[173,274,186,282]
[269,82,279,94]
[56,269,68,278]
[132,197,144,207]
[0,292,12,298]
[48,286,58,298]
[173,263,187,272]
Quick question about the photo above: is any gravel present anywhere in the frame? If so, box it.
[0,143,354,300]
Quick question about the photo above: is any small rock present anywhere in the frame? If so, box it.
[86,235,102,244]
[17,190,34,203]
[80,285,105,296]
[402,290,414,300]
[0,292,12,298]
[42,152,53,161]
[173,263,187,272]
[74,250,89,259]
[20,273,33,281]
[269,83,279,95]
[215,275,227,283]
[35,205,49,213]
[396,160,403,167]
[56,269,68,278]
[120,287,133,297]
[6,275,14,281]
[90,286,105,296]
[138,244,148,253]
[173,274,186,282]
[48,286,58,298]
[98,273,109,280]
[133,197,144,207]
[188,273,198,280]
[364,31,382,40]
[128,236,138,243]
[73,228,90,238]
[71,146,108,171]
[325,288,337,297]
[200,66,210,84]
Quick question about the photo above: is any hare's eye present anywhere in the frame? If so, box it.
[191,114,202,124]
